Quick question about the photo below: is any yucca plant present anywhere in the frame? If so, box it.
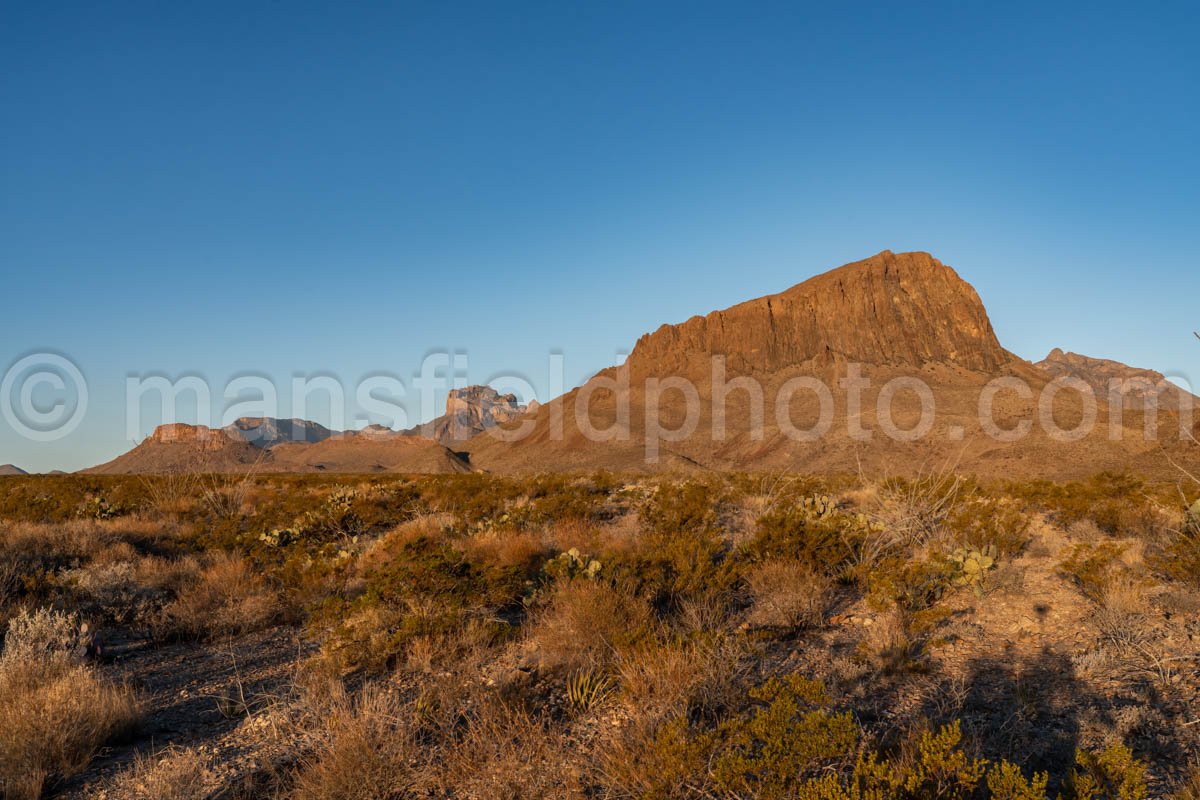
[566,669,612,711]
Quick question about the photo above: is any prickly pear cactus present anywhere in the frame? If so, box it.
[950,545,997,596]
[801,494,838,520]
[1187,499,1200,535]
[543,548,603,581]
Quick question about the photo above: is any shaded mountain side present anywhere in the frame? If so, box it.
[84,425,471,474]
[1036,348,1198,412]
[228,417,333,447]
[0,464,28,476]
[269,436,472,474]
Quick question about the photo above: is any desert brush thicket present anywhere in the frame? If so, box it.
[1,468,1199,798]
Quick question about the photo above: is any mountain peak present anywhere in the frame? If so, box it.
[627,250,1013,375]
[1036,349,1197,411]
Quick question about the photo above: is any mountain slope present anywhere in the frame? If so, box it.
[0,464,28,476]
[465,251,1195,478]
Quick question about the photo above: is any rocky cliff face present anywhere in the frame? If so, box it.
[627,250,1015,376]
[146,423,234,451]
[410,386,530,444]
[1036,348,1196,411]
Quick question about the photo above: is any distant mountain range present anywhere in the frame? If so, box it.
[83,251,1199,479]
[0,464,28,476]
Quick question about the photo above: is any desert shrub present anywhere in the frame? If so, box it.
[0,608,139,800]
[745,499,854,571]
[867,555,959,613]
[744,559,833,630]
[640,480,724,536]
[855,610,926,676]
[710,676,858,798]
[0,476,152,524]
[156,554,280,640]
[620,675,856,800]
[361,534,530,611]
[1064,743,1148,800]
[62,556,182,625]
[0,606,91,665]
[986,760,1051,799]
[1148,503,1200,588]
[320,531,529,673]
[1059,542,1129,602]
[418,473,525,528]
[790,721,986,800]
[947,494,1031,557]
[521,473,618,523]
[1006,473,1163,537]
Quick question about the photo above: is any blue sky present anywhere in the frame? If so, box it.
[2,1,1198,472]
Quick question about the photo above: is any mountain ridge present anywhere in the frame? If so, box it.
[79,250,1199,478]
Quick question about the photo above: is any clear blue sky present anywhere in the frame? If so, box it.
[2,1,1198,472]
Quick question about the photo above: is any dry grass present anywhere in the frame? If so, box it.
[113,746,215,800]
[287,684,421,800]
[744,559,833,630]
[434,700,585,800]
[0,608,140,800]
[156,554,280,641]
[286,681,584,800]
[525,579,653,673]
[617,635,749,725]
[1173,768,1200,800]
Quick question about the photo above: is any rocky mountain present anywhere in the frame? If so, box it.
[86,425,469,475]
[627,250,1015,376]
[404,386,533,444]
[0,464,28,476]
[87,250,1198,478]
[464,250,1196,478]
[1035,348,1197,412]
[82,393,521,474]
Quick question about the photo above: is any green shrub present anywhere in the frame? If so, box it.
[711,676,858,799]
[1059,542,1127,601]
[1064,743,1148,800]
